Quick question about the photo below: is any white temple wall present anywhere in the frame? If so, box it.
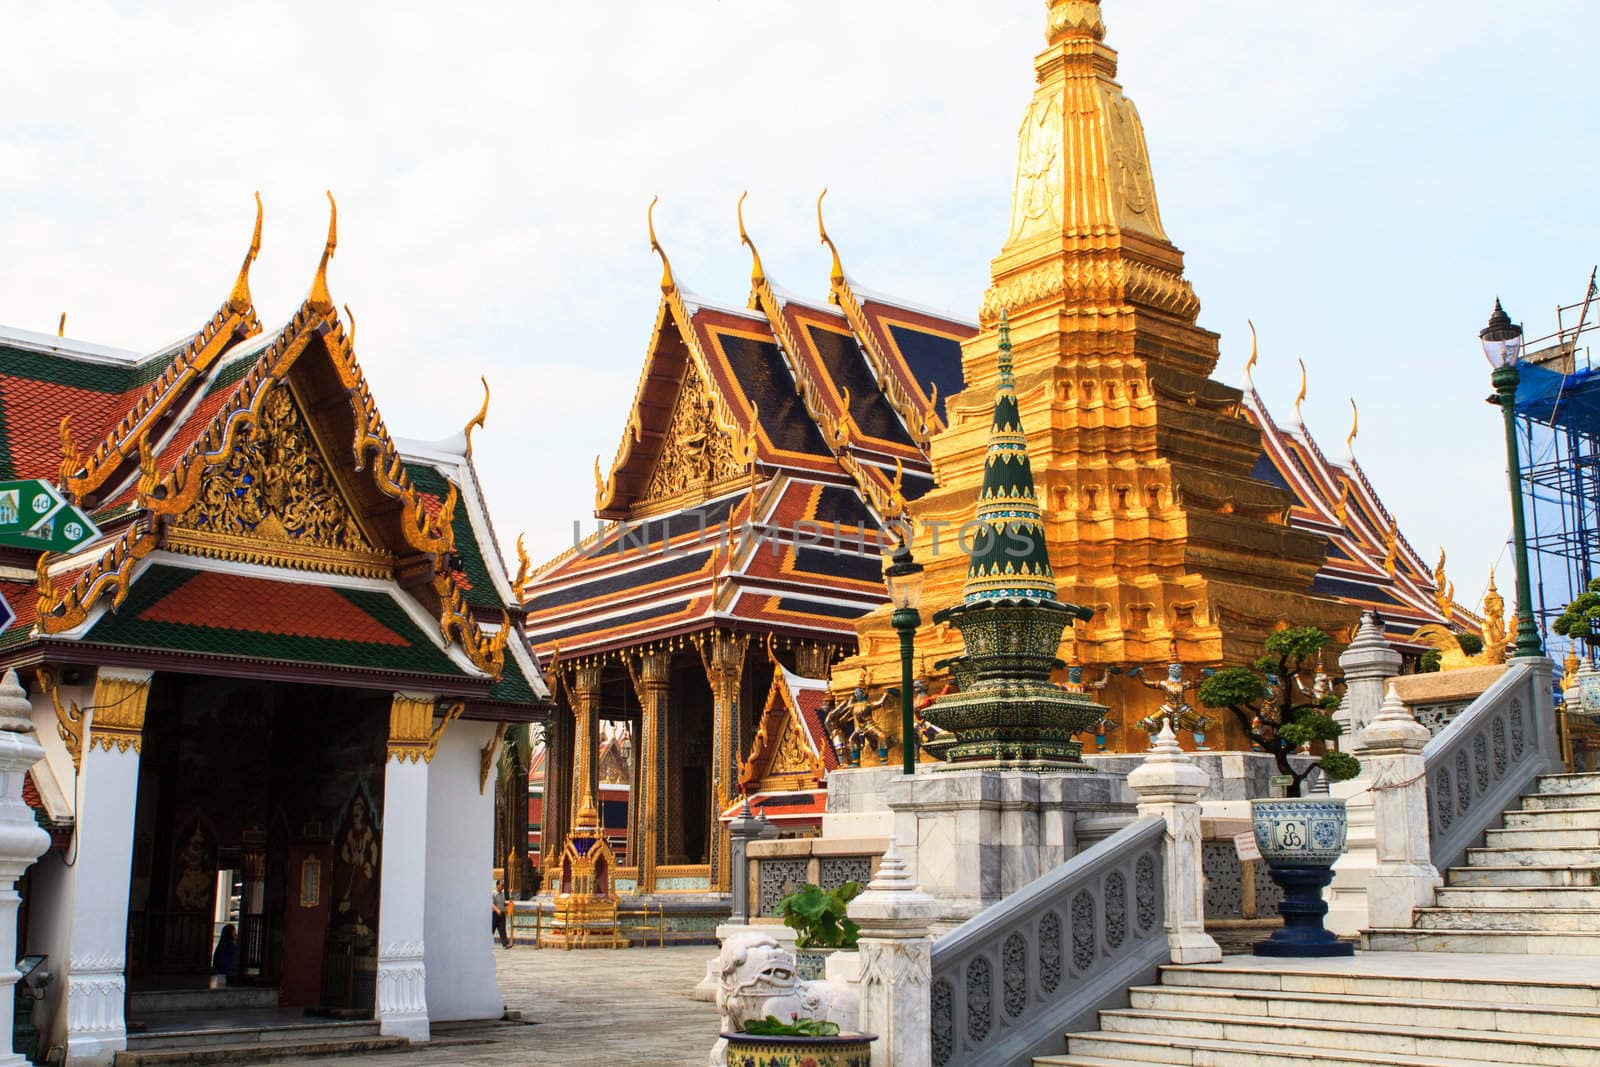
[423,720,502,1023]
[25,836,73,1057]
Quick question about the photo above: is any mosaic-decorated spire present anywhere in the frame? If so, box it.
[962,310,1058,605]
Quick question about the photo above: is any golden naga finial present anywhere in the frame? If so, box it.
[764,631,779,666]
[343,304,357,349]
[309,190,337,310]
[817,188,845,290]
[1434,549,1455,621]
[593,455,607,509]
[58,415,81,488]
[57,312,66,339]
[1482,568,1507,662]
[513,533,532,600]
[1293,358,1308,423]
[229,191,263,313]
[1334,477,1350,524]
[135,432,160,503]
[1346,398,1359,456]
[35,551,55,607]
[1382,517,1398,578]
[1244,319,1258,384]
[464,376,490,456]
[737,190,766,289]
[647,195,676,293]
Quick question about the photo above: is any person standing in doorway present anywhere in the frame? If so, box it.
[492,880,512,948]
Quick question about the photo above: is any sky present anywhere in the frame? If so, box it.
[4,1,1598,623]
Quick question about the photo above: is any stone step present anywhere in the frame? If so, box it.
[1535,771,1600,794]
[1436,884,1600,908]
[1521,790,1600,811]
[1127,984,1600,1038]
[1483,826,1600,849]
[1466,844,1600,867]
[1447,864,1600,887]
[125,1020,382,1052]
[1157,961,1600,1008]
[1363,928,1600,954]
[126,987,280,1015]
[1503,807,1600,830]
[113,1034,407,1065]
[1053,1031,1510,1067]
[1094,1008,1600,1066]
[1414,906,1600,932]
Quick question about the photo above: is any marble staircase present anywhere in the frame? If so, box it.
[1038,954,1600,1066]
[1364,770,1600,954]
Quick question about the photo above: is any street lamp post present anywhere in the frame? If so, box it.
[1482,300,1544,658]
[883,541,925,774]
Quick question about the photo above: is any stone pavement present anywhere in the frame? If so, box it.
[272,945,720,1067]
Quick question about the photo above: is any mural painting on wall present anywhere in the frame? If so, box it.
[172,818,217,915]
[332,785,381,937]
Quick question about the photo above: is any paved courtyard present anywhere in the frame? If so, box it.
[273,945,721,1067]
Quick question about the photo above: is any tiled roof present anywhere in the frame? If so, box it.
[79,564,475,680]
[408,462,501,610]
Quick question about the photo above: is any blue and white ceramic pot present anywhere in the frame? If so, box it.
[1577,666,1600,716]
[1251,797,1348,868]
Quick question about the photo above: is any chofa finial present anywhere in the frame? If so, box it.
[1243,319,1258,385]
[648,196,675,293]
[464,376,490,456]
[230,191,263,312]
[1293,358,1308,424]
[1345,398,1359,456]
[309,190,337,309]
[738,190,766,288]
[817,188,845,290]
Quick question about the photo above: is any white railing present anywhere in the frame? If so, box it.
[1423,658,1559,874]
[927,816,1167,1067]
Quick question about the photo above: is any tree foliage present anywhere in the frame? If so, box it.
[1196,626,1359,795]
[1553,578,1600,644]
[777,881,862,949]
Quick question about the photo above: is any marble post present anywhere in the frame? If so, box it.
[64,667,151,1067]
[635,650,672,893]
[1326,610,1402,935]
[1337,611,1403,744]
[376,692,436,1043]
[1359,684,1442,929]
[726,800,762,926]
[1127,723,1221,964]
[0,671,50,1067]
[848,843,936,1067]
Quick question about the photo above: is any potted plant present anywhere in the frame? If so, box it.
[1553,579,1600,713]
[1197,626,1359,957]
[723,1015,875,1067]
[775,881,861,980]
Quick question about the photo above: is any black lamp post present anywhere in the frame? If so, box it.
[884,541,925,774]
[1482,300,1543,658]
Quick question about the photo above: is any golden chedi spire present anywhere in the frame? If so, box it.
[834,0,1349,754]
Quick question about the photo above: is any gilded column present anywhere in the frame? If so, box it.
[633,651,672,893]
[64,667,152,1065]
[541,708,572,879]
[570,665,604,826]
[699,631,748,891]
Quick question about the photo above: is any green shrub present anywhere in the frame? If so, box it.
[776,881,862,949]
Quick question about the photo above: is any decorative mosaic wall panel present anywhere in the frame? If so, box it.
[757,858,810,916]
[655,876,711,891]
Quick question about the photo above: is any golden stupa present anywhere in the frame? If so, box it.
[837,0,1354,753]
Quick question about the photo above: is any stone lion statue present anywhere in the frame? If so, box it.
[708,931,858,1066]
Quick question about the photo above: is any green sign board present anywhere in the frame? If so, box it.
[0,479,65,533]
[0,479,99,552]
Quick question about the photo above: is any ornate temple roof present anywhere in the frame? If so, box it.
[0,198,546,713]
[1241,361,1481,651]
[523,200,976,661]
[721,659,834,825]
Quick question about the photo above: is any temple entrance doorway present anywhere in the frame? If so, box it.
[125,673,391,1018]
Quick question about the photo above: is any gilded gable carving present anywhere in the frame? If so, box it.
[640,360,743,507]
[169,383,389,576]
[767,715,815,780]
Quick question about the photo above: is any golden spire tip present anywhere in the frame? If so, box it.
[738,190,765,287]
[464,375,490,455]
[817,188,845,290]
[647,195,677,294]
[230,191,263,313]
[310,190,337,309]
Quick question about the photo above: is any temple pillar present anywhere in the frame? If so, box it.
[0,671,50,1067]
[376,692,441,1043]
[699,632,748,890]
[64,667,151,1067]
[542,707,572,879]
[633,651,671,892]
[569,665,603,832]
[1128,722,1221,964]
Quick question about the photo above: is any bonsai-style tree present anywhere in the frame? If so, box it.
[1197,627,1360,796]
[1553,578,1600,646]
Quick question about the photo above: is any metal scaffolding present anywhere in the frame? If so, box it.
[1516,270,1600,672]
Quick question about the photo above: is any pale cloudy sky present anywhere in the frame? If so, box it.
[4,1,1597,622]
